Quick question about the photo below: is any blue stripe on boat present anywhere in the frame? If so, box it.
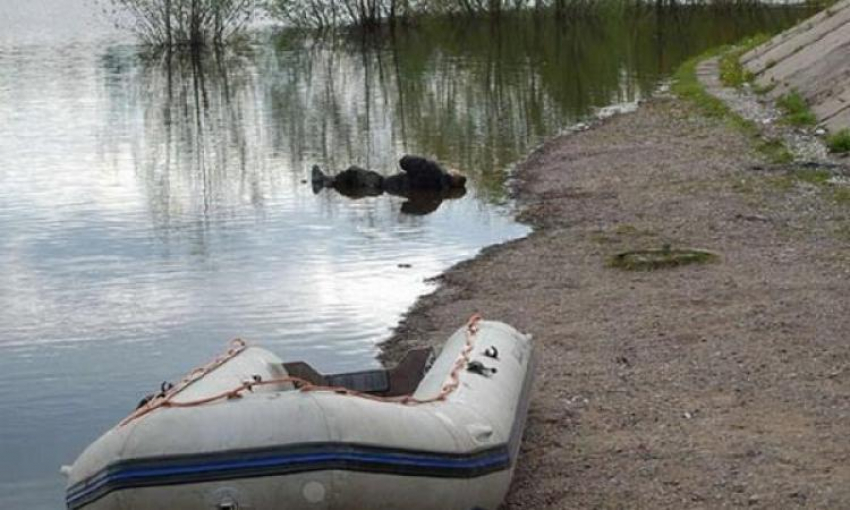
[66,443,512,509]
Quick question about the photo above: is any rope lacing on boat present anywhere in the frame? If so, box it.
[120,314,483,427]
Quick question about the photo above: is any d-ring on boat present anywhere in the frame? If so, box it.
[65,316,535,510]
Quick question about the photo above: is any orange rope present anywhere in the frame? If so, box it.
[120,339,249,426]
[120,314,484,427]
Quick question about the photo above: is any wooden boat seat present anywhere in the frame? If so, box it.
[282,348,434,397]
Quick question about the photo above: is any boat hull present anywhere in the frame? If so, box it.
[66,320,534,510]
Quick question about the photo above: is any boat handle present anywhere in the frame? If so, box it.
[484,346,499,360]
[467,360,497,377]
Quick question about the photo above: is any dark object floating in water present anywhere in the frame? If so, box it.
[609,245,719,271]
[311,155,467,215]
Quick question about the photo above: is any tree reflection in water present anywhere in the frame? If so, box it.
[265,7,809,199]
[99,6,811,229]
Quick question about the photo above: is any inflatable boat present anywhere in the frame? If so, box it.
[65,317,535,510]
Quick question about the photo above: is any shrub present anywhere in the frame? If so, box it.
[826,129,850,154]
[718,34,768,88]
[776,91,817,127]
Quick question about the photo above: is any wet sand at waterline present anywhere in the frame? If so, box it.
[383,97,850,508]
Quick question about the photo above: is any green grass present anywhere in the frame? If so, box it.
[776,91,817,127]
[673,44,795,165]
[756,139,794,164]
[826,129,850,154]
[719,51,754,88]
[718,34,769,88]
[752,82,776,96]
[673,51,758,137]
[794,169,832,185]
[673,50,734,120]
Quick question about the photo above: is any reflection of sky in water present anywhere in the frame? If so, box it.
[0,23,527,510]
[0,1,812,507]
[0,1,119,44]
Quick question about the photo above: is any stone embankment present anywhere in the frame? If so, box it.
[743,0,850,131]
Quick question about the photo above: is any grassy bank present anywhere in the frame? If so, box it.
[674,38,850,213]
[672,44,794,164]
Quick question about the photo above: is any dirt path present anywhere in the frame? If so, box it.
[382,95,850,508]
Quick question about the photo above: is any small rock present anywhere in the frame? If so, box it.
[827,368,844,378]
[683,411,692,419]
[815,128,826,136]
[735,213,770,222]
[789,491,807,501]
[397,263,412,269]
[748,494,760,505]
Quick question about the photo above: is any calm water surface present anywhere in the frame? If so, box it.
[0,1,812,507]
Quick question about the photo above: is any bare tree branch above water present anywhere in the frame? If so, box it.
[102,0,258,48]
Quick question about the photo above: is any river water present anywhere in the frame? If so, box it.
[0,1,812,507]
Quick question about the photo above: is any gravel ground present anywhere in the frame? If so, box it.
[381,95,850,508]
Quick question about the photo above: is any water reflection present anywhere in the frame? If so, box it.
[314,183,467,214]
[99,46,269,247]
[95,6,808,219]
[264,6,809,198]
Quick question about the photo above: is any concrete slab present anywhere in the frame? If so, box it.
[743,0,850,74]
[824,107,850,131]
[743,1,850,130]
[764,37,850,99]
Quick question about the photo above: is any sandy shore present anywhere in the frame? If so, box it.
[382,93,850,508]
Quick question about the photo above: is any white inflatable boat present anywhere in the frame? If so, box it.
[65,317,535,510]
